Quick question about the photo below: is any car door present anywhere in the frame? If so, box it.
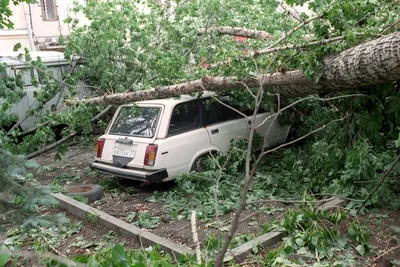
[155,99,211,177]
[203,98,249,154]
[254,111,291,147]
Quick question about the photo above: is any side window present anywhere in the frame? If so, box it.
[0,64,6,79]
[39,65,62,84]
[14,68,35,86]
[168,100,201,136]
[204,98,242,126]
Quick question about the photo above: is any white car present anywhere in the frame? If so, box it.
[91,92,290,182]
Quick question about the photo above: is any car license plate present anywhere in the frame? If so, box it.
[112,148,136,158]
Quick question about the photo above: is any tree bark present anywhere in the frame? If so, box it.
[197,27,273,40]
[67,32,400,106]
[25,132,77,160]
[278,0,303,22]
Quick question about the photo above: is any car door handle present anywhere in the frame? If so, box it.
[116,139,133,144]
[211,129,219,135]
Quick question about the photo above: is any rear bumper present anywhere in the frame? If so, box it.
[90,162,168,182]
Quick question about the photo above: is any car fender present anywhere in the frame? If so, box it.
[189,146,221,170]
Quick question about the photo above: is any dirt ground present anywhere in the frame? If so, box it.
[33,144,292,250]
[28,144,400,265]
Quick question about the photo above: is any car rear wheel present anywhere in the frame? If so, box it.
[191,152,217,172]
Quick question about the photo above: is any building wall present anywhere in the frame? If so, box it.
[0,0,89,52]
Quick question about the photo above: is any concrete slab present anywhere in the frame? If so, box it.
[52,193,195,257]
[224,231,285,262]
[318,197,347,212]
[53,192,347,263]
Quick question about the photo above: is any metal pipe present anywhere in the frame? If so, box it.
[23,3,35,50]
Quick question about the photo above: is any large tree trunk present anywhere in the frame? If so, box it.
[67,32,400,106]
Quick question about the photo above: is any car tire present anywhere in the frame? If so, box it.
[91,121,104,135]
[191,153,214,172]
[67,184,104,202]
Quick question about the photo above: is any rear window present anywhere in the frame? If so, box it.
[109,106,161,138]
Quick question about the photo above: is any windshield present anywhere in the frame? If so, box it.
[109,106,161,138]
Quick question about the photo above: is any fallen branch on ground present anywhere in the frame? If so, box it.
[246,197,335,205]
[23,105,112,159]
[367,245,400,267]
[25,132,77,159]
[12,249,85,267]
[191,211,201,265]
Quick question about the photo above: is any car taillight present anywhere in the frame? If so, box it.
[144,144,158,166]
[96,139,105,158]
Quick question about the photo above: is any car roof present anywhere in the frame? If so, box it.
[125,91,216,107]
[0,51,69,65]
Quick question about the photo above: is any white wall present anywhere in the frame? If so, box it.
[0,0,89,52]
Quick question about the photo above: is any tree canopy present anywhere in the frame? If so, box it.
[0,0,32,29]
[64,0,400,98]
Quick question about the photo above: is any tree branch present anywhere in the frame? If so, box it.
[207,10,326,68]
[25,132,77,159]
[214,78,267,267]
[278,0,303,22]
[197,26,273,40]
[247,197,335,205]
[262,115,350,156]
[191,211,201,265]
[253,35,348,56]
[357,153,400,213]
[6,57,83,134]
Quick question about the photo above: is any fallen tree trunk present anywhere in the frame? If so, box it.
[66,32,400,106]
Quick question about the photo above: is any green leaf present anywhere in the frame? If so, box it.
[283,245,294,255]
[347,227,356,237]
[74,254,89,263]
[170,210,177,220]
[335,236,348,248]
[0,246,11,267]
[87,258,102,267]
[111,245,129,266]
[13,43,21,52]
[391,260,400,266]
[252,245,259,254]
[24,159,39,169]
[295,238,304,247]
[356,244,365,256]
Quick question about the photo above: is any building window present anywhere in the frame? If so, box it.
[41,0,58,21]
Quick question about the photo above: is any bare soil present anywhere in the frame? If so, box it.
[28,144,400,265]
[32,144,293,249]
